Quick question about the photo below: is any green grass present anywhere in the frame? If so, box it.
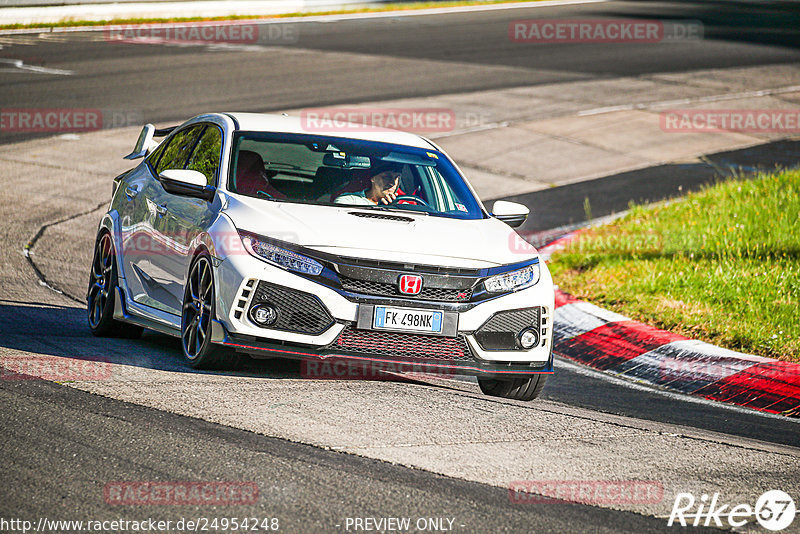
[0,0,545,31]
[548,168,800,361]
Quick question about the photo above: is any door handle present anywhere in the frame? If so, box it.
[155,203,168,217]
[125,186,139,199]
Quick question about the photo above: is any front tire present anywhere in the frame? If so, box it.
[87,232,143,339]
[478,374,548,401]
[181,252,227,369]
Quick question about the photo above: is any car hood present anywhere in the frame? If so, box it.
[224,195,539,268]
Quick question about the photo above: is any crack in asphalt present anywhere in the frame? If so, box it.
[23,200,107,304]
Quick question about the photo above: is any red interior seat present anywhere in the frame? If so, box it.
[234,150,286,199]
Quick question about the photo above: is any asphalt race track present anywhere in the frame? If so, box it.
[2,0,800,144]
[2,1,800,532]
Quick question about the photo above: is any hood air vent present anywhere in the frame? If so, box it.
[349,211,415,223]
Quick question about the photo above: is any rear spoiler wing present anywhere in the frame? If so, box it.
[123,124,177,160]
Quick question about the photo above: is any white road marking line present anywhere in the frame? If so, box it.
[431,121,510,139]
[0,35,39,45]
[36,32,105,42]
[577,85,800,116]
[0,57,73,75]
[428,85,800,140]
[108,38,274,51]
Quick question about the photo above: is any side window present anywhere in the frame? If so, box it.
[155,126,203,175]
[186,126,223,187]
[145,141,165,169]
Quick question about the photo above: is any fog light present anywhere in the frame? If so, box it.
[250,303,278,327]
[518,327,539,349]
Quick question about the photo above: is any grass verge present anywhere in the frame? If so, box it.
[548,168,800,362]
[0,0,546,31]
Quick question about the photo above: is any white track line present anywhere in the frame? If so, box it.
[0,57,73,74]
[577,85,800,116]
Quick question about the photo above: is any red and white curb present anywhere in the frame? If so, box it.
[539,232,800,417]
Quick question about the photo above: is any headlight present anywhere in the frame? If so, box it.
[484,263,539,293]
[241,234,323,276]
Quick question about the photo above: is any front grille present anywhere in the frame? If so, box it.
[251,282,334,335]
[474,307,541,351]
[349,211,415,223]
[339,275,473,302]
[337,256,481,276]
[334,326,474,362]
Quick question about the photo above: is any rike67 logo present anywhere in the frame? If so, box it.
[668,490,796,531]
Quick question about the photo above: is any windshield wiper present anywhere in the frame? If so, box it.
[255,191,288,202]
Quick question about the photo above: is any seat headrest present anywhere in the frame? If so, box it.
[236,150,264,177]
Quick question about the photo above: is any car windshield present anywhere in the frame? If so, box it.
[228,132,485,220]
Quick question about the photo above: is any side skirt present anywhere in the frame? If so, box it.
[113,286,181,337]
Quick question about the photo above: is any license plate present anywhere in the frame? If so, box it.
[373,306,443,333]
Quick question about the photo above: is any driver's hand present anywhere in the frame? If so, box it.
[378,190,397,205]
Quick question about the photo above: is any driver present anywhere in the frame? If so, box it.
[334,162,403,206]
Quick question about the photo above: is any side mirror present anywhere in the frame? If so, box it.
[159,169,215,201]
[492,200,529,228]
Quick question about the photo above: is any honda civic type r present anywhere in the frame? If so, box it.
[88,113,555,400]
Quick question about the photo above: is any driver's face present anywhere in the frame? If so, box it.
[374,171,401,192]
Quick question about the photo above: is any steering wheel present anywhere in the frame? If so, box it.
[390,195,431,208]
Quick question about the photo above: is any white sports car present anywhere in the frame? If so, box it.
[88,113,554,400]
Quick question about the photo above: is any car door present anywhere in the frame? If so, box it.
[117,162,156,306]
[125,125,204,314]
[153,124,223,311]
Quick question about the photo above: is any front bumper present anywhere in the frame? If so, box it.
[213,323,553,378]
[213,251,555,377]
